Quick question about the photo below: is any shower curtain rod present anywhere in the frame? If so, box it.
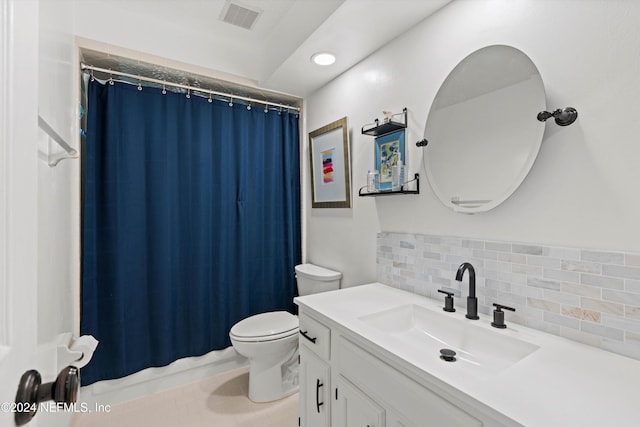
[80,63,301,112]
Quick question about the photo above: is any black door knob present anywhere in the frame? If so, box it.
[14,366,79,426]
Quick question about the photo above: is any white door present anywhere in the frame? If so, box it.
[1,0,43,425]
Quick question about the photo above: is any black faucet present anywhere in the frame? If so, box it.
[455,262,479,320]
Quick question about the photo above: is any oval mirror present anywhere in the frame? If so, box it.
[423,45,546,213]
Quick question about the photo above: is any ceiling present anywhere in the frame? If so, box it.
[79,0,452,102]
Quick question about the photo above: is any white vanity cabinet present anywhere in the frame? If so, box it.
[298,307,497,427]
[297,283,640,426]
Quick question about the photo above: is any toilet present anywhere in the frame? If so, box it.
[229,263,342,402]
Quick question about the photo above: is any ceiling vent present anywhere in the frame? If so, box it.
[220,1,262,30]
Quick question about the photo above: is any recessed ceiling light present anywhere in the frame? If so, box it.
[311,52,336,66]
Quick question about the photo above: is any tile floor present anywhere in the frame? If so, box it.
[73,367,298,427]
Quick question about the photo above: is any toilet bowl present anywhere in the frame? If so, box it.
[229,263,341,402]
[229,311,299,402]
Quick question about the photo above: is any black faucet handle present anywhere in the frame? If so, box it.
[437,289,456,312]
[493,303,516,312]
[491,303,516,328]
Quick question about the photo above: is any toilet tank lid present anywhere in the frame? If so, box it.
[295,263,342,281]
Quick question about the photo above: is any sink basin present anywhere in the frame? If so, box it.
[359,304,539,377]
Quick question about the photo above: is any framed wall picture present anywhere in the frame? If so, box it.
[375,129,405,190]
[309,117,351,208]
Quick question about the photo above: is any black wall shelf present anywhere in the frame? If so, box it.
[359,173,420,197]
[361,108,407,137]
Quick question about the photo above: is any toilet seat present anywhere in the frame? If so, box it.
[230,311,299,342]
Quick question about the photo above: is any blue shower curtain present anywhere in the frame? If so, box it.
[81,80,301,385]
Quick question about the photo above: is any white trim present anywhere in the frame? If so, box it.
[0,0,10,347]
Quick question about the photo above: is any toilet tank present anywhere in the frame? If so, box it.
[295,264,342,296]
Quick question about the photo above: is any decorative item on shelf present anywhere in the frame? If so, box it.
[361,108,407,137]
[358,173,420,197]
[367,170,379,192]
[375,130,405,191]
[391,160,405,191]
[309,117,351,208]
[537,107,578,126]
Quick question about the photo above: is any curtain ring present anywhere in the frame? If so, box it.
[264,105,268,113]
[208,93,213,103]
[186,89,190,99]
[162,83,167,95]
[247,103,251,111]
[228,98,233,107]
[108,71,114,86]
[137,78,143,91]
[90,69,95,82]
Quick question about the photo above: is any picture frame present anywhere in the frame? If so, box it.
[309,117,351,208]
[375,129,405,190]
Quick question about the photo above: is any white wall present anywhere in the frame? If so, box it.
[304,0,640,287]
[37,1,79,425]
[38,0,78,345]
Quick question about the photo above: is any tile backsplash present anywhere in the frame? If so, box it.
[377,232,640,361]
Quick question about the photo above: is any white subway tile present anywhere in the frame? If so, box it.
[498,252,527,264]
[580,273,624,290]
[602,289,640,306]
[527,255,561,269]
[625,253,640,267]
[581,321,623,340]
[544,268,580,283]
[485,241,511,252]
[561,282,601,298]
[561,260,602,274]
[376,232,640,362]
[513,244,548,256]
[542,289,580,306]
[625,280,640,293]
[603,264,640,280]
[528,277,561,291]
[527,297,561,313]
[624,305,640,321]
[581,249,624,265]
[581,297,623,316]
[544,311,580,329]
[548,247,581,261]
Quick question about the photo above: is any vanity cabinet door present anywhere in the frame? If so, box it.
[299,344,331,427]
[335,375,385,427]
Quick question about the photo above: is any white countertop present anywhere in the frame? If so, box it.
[295,283,640,427]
